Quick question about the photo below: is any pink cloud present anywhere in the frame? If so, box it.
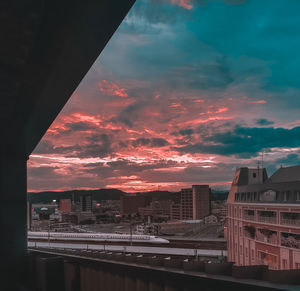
[170,0,193,10]
[248,100,267,104]
[98,80,128,98]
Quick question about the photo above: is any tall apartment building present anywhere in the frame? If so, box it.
[170,202,181,220]
[80,195,92,212]
[181,185,210,220]
[59,199,71,213]
[226,165,300,270]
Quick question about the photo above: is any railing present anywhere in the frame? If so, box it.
[281,238,300,250]
[256,232,278,245]
[28,248,300,289]
[281,219,300,227]
[243,214,255,221]
[257,216,277,224]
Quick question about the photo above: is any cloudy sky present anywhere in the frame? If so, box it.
[28,0,300,192]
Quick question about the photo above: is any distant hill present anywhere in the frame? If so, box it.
[28,188,228,204]
[28,188,126,204]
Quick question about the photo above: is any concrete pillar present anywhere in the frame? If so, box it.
[64,261,80,291]
[106,270,115,291]
[124,274,136,291]
[114,272,124,291]
[149,280,164,291]
[0,155,28,289]
[136,277,149,291]
[35,256,65,291]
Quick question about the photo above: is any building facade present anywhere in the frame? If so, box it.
[170,202,181,220]
[59,199,71,213]
[120,194,146,216]
[138,200,171,220]
[181,185,210,220]
[226,166,300,270]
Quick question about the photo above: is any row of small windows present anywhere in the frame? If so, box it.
[234,190,300,203]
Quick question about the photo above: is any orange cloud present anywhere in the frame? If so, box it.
[98,80,128,98]
[248,100,267,104]
[170,0,193,10]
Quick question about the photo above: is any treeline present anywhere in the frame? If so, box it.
[28,188,228,204]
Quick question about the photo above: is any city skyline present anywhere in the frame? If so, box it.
[28,0,300,192]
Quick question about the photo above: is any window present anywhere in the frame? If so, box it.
[254,192,257,200]
[253,173,256,178]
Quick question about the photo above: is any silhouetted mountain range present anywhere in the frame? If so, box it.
[27,188,228,204]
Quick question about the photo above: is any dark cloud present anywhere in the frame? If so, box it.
[178,128,194,136]
[84,159,178,178]
[164,56,233,90]
[138,162,238,184]
[113,101,146,127]
[275,153,300,166]
[65,122,95,132]
[28,166,60,178]
[33,140,81,155]
[175,126,300,158]
[76,134,113,158]
[34,135,114,158]
[132,137,169,147]
[224,0,247,4]
[255,119,274,126]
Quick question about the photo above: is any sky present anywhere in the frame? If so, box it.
[28,0,300,192]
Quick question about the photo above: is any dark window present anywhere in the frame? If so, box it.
[253,173,257,178]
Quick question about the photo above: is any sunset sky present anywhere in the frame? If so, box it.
[28,0,300,192]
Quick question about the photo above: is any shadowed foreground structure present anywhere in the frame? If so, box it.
[28,248,300,291]
[0,0,135,289]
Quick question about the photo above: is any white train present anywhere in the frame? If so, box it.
[28,231,169,244]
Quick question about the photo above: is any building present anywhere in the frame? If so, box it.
[59,199,71,213]
[158,220,204,235]
[204,214,218,224]
[138,200,171,220]
[181,185,210,220]
[170,202,181,220]
[120,194,146,216]
[226,165,300,270]
[80,195,92,212]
